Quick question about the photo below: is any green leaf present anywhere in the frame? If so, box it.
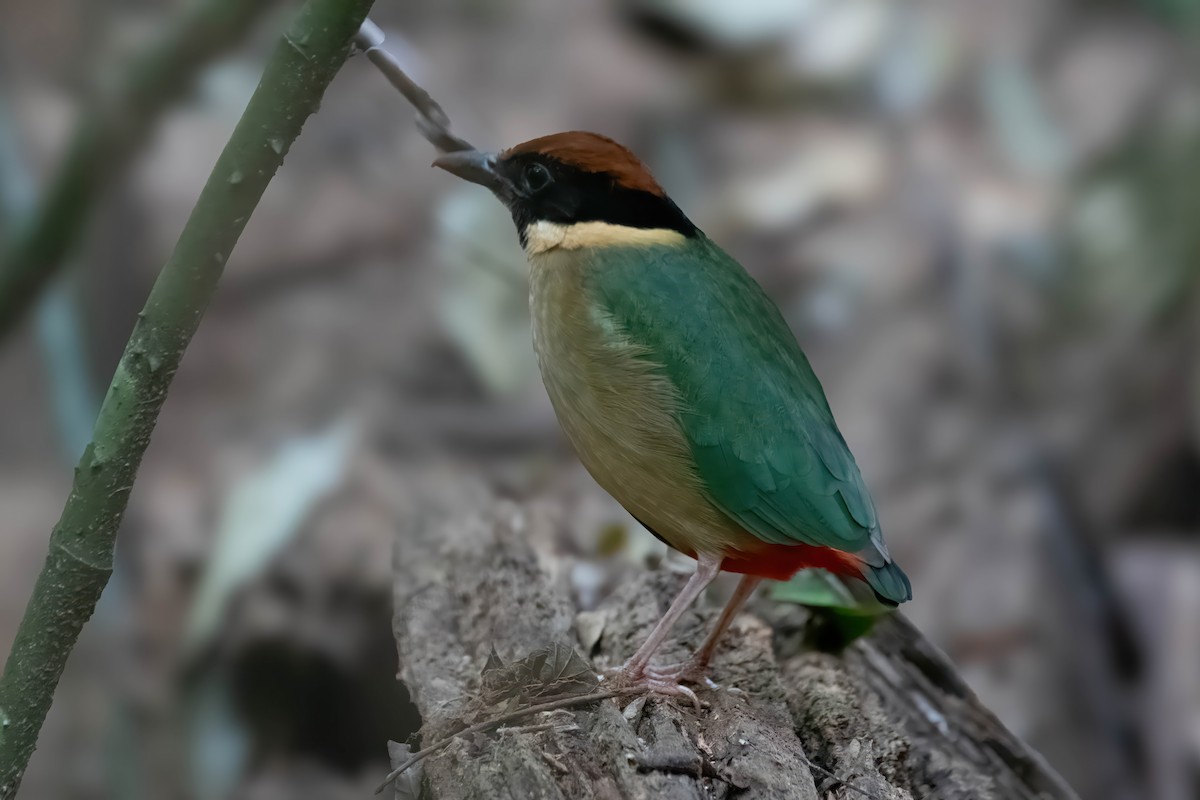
[769,568,859,607]
[770,569,889,650]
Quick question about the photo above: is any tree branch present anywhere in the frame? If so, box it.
[0,0,283,342]
[353,19,475,154]
[0,0,375,794]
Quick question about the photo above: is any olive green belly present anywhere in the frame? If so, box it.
[528,252,748,558]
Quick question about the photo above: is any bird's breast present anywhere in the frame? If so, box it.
[527,250,748,557]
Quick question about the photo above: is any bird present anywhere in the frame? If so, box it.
[433,132,910,698]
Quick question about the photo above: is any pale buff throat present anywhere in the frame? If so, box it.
[523,220,686,255]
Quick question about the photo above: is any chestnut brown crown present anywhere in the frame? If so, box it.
[504,132,666,197]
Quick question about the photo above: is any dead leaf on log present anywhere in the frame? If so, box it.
[575,609,607,655]
[387,741,424,800]
[479,642,598,706]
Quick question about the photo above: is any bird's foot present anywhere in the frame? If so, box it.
[641,659,718,690]
[600,663,703,711]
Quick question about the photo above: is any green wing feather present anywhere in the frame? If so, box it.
[587,237,902,592]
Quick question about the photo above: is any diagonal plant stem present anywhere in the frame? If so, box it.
[353,19,475,154]
[0,0,375,794]
[0,0,283,343]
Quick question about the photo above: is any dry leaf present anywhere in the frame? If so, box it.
[387,741,423,800]
[575,610,608,655]
[478,642,598,705]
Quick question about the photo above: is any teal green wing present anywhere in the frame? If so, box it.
[588,237,909,602]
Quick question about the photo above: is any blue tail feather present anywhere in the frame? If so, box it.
[863,562,912,606]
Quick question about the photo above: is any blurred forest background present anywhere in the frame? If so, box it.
[1,0,1199,798]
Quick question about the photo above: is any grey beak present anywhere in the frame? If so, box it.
[432,150,507,197]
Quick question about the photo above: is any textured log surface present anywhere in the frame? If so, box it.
[390,474,1080,800]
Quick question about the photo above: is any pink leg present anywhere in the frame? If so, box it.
[691,574,761,668]
[647,574,761,684]
[621,552,722,677]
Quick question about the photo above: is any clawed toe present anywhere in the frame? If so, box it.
[601,665,703,711]
[642,660,713,686]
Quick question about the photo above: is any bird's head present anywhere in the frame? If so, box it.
[433,131,698,253]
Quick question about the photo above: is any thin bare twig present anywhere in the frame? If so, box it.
[353,19,474,154]
[541,750,570,775]
[375,688,640,794]
[496,721,579,736]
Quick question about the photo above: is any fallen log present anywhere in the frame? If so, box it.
[389,473,1079,800]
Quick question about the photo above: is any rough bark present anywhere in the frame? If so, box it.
[392,475,1080,800]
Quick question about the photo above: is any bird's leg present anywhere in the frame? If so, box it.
[606,553,722,699]
[645,575,761,685]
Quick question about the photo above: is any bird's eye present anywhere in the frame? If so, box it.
[523,163,552,193]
